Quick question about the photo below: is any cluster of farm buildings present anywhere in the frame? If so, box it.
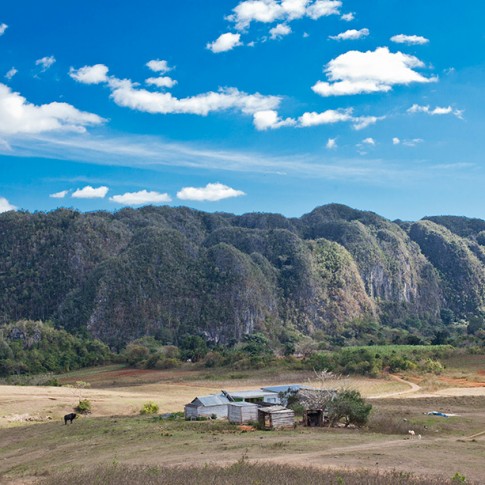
[184,385,334,430]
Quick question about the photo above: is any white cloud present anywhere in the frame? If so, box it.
[69,64,109,84]
[362,137,375,145]
[35,56,56,71]
[341,12,354,21]
[146,59,173,74]
[72,185,109,199]
[392,137,400,145]
[108,78,280,116]
[253,110,296,130]
[5,67,17,80]
[0,196,16,213]
[326,138,337,149]
[269,23,292,40]
[408,104,463,118]
[312,47,437,97]
[227,0,341,30]
[329,28,369,41]
[110,190,171,205]
[0,23,8,36]
[146,76,177,89]
[177,183,245,201]
[390,34,429,45]
[298,108,380,130]
[402,138,423,147]
[0,83,105,135]
[207,32,242,53]
[49,190,69,199]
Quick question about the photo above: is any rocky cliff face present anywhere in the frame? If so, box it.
[0,204,484,348]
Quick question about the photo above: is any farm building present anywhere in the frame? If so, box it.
[303,409,327,427]
[261,384,310,394]
[184,394,230,420]
[258,406,295,430]
[227,390,281,404]
[228,402,259,424]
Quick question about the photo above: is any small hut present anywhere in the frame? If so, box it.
[303,409,326,427]
[257,406,295,430]
[184,394,230,420]
[228,402,258,424]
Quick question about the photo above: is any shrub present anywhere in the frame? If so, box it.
[327,389,372,428]
[75,399,91,414]
[140,401,159,415]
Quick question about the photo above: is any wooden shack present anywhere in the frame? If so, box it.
[184,394,230,420]
[228,402,258,424]
[303,409,326,427]
[257,406,295,430]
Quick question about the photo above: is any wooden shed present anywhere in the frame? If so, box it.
[257,406,295,430]
[228,402,259,424]
[184,394,230,420]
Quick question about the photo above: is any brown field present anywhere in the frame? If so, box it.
[0,364,484,484]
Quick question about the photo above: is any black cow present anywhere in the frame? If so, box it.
[64,413,77,425]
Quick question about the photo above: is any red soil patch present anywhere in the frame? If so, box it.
[437,376,485,388]
[477,370,485,376]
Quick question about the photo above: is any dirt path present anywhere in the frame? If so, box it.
[368,375,421,399]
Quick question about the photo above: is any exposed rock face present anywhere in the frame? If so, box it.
[0,204,484,347]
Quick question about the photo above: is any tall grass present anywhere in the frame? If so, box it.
[39,462,476,485]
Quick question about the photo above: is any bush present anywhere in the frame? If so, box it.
[327,389,372,428]
[75,399,91,414]
[140,401,159,415]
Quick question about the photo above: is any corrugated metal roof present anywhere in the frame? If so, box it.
[190,394,230,407]
[229,390,277,399]
[261,384,311,393]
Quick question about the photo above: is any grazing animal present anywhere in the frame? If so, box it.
[408,430,415,437]
[64,413,77,425]
[418,434,422,440]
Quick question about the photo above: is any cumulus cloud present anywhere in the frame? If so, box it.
[69,64,109,84]
[207,32,243,53]
[72,185,109,199]
[341,12,354,21]
[146,59,173,74]
[390,34,429,45]
[35,56,56,72]
[329,28,369,41]
[69,64,282,122]
[227,0,341,31]
[253,107,381,131]
[326,138,337,149]
[408,104,463,118]
[362,137,375,145]
[108,78,280,116]
[110,190,171,205]
[0,196,16,213]
[253,110,296,130]
[177,183,245,201]
[49,190,69,199]
[146,76,177,89]
[392,137,400,145]
[5,67,17,80]
[312,47,437,97]
[0,23,8,36]
[0,83,105,135]
[269,23,292,40]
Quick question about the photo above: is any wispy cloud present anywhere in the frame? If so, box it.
[0,23,8,36]
[49,190,69,199]
[5,67,17,80]
[329,28,369,41]
[408,104,463,118]
[35,56,56,72]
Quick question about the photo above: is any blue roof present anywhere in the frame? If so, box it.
[261,384,309,393]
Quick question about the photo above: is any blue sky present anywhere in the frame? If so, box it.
[0,0,484,219]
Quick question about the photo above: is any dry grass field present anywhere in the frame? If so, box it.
[0,363,484,484]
